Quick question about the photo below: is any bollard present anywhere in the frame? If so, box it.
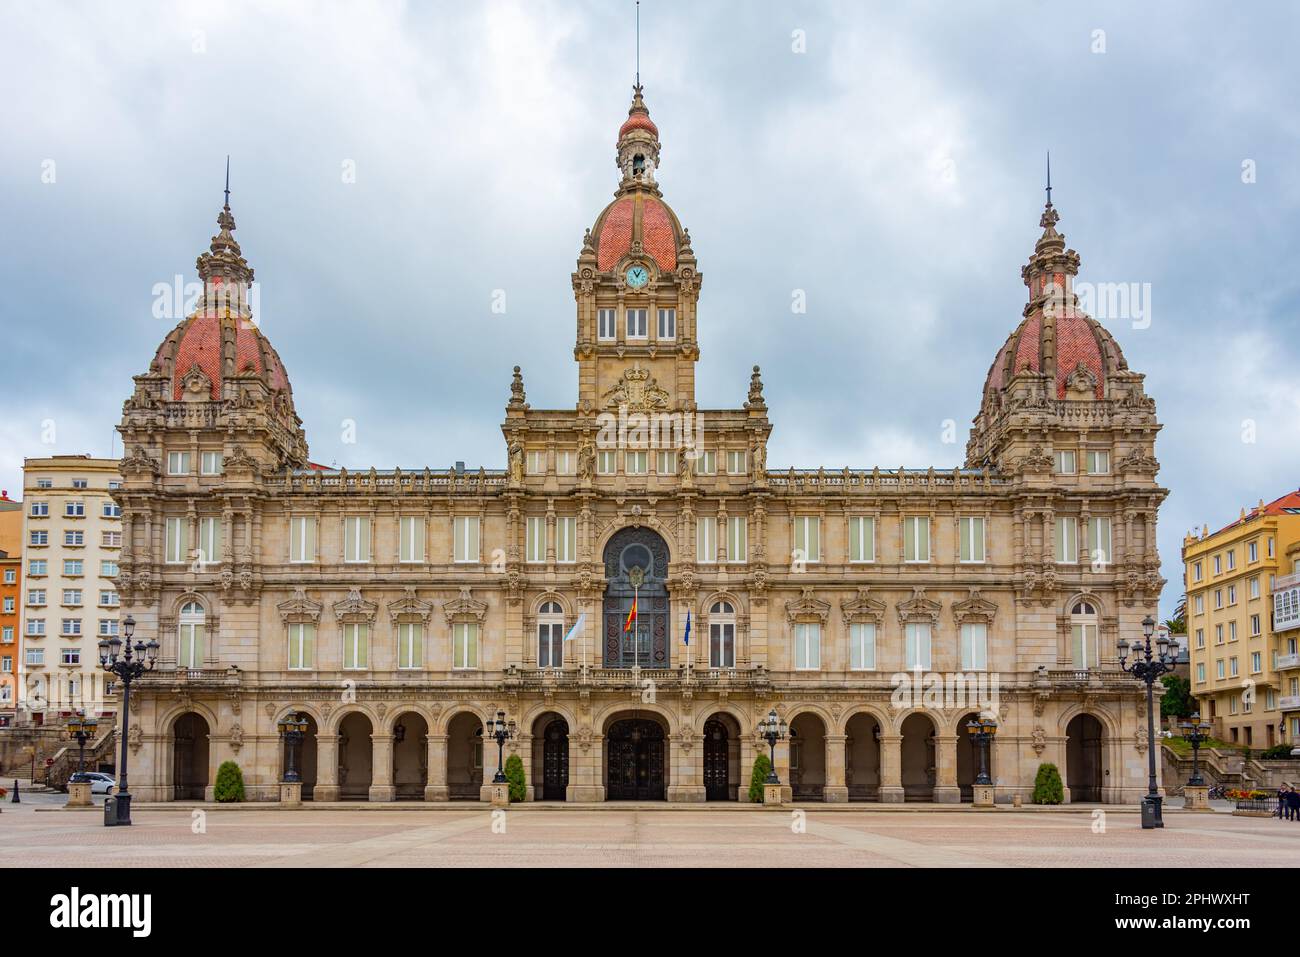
[11,779,18,804]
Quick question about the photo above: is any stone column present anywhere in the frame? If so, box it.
[425,733,449,801]
[668,730,706,802]
[738,730,757,802]
[567,731,605,802]
[369,732,395,802]
[313,733,340,802]
[934,733,960,803]
[878,733,904,803]
[823,733,848,803]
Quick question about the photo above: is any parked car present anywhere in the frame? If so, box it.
[68,771,116,794]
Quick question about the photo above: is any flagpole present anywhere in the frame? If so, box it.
[634,582,639,670]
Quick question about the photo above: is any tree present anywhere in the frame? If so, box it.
[504,754,526,803]
[1160,674,1194,720]
[749,754,772,803]
[1031,763,1064,805]
[214,761,245,803]
[1164,594,1187,635]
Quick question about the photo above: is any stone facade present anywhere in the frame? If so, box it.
[113,86,1167,804]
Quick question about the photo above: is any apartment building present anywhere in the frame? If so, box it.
[19,457,121,723]
[0,490,21,724]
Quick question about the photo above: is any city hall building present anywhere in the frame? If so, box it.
[113,86,1167,804]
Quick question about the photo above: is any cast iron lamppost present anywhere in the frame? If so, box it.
[98,614,158,826]
[485,710,516,784]
[965,715,997,786]
[277,712,309,783]
[67,711,99,778]
[759,709,788,785]
[1179,713,1212,787]
[1118,614,1175,829]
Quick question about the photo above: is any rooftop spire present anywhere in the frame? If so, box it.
[196,158,254,317]
[1045,150,1052,209]
[636,0,640,88]
[224,154,231,209]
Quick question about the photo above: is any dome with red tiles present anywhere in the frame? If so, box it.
[618,111,658,140]
[982,203,1127,402]
[591,192,683,273]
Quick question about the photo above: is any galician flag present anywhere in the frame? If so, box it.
[624,596,638,632]
[683,610,691,646]
[561,613,585,643]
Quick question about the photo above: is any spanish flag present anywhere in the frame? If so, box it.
[623,596,638,632]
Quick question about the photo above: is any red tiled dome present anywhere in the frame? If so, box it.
[593,193,680,273]
[152,313,292,401]
[618,113,658,140]
[983,310,1122,400]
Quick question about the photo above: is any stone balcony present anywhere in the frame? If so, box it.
[1275,653,1300,671]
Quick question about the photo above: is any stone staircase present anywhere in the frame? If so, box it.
[45,728,116,791]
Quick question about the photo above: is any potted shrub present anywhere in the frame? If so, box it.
[504,754,526,803]
[749,754,772,803]
[1031,763,1064,805]
[213,760,245,803]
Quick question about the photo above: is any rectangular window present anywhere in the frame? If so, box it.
[1250,614,1261,636]
[626,308,647,338]
[289,516,317,564]
[61,648,80,666]
[1227,585,1237,605]
[453,622,479,669]
[27,590,45,606]
[555,451,575,475]
[63,530,84,547]
[1229,656,1239,677]
[165,517,188,564]
[453,516,480,563]
[597,450,617,475]
[905,622,932,670]
[397,622,423,669]
[200,451,223,475]
[1214,590,1223,610]
[343,516,370,563]
[26,647,45,666]
[903,516,929,563]
[1215,623,1223,644]
[1193,561,1203,582]
[1055,450,1076,474]
[626,450,648,474]
[959,516,985,563]
[728,517,747,564]
[1086,450,1110,474]
[99,590,118,607]
[1196,662,1205,683]
[29,501,48,516]
[1089,516,1112,565]
[538,620,564,669]
[709,619,735,669]
[657,307,676,339]
[0,657,9,672]
[1251,651,1262,673]
[696,517,717,564]
[2,598,11,613]
[399,516,425,563]
[61,589,82,606]
[342,623,369,670]
[556,516,577,564]
[287,623,315,670]
[526,450,546,475]
[794,622,821,670]
[598,308,616,340]
[793,516,820,563]
[178,619,203,668]
[526,516,546,564]
[1056,517,1078,564]
[1216,659,1225,679]
[102,501,122,518]
[960,622,988,670]
[694,451,716,475]
[72,478,86,489]
[726,450,747,475]
[1227,549,1236,571]
[849,622,877,670]
[102,531,122,548]
[63,559,83,576]
[61,619,81,636]
[1072,620,1097,668]
[849,516,875,563]
[656,450,677,475]
[29,530,48,546]
[1214,556,1222,575]
[1,627,11,644]
[1249,577,1260,599]
[167,451,191,475]
[65,501,85,517]
[101,561,118,578]
[1195,628,1204,648]
[1194,594,1204,614]
[1229,620,1237,641]
[198,517,222,564]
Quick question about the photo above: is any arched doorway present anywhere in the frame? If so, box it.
[392,712,428,800]
[337,712,373,801]
[790,713,826,801]
[602,528,671,668]
[1066,714,1105,802]
[845,712,882,801]
[955,711,981,802]
[900,713,936,801]
[605,716,667,800]
[447,712,484,801]
[172,712,210,801]
[280,712,318,799]
[531,714,569,801]
[703,715,739,801]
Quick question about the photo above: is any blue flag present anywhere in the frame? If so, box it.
[683,610,691,646]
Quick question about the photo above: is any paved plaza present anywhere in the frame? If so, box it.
[2,796,1297,867]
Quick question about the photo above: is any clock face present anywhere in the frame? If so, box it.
[625,264,649,288]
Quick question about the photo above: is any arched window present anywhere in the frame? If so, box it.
[1070,600,1098,669]
[178,601,205,669]
[538,601,564,669]
[709,600,735,669]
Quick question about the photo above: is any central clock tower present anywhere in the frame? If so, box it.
[572,85,701,415]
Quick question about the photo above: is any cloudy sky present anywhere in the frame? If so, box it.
[2,1,1297,615]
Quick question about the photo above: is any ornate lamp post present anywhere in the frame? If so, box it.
[965,716,997,786]
[277,712,309,783]
[67,711,99,778]
[1118,614,1176,829]
[98,615,158,826]
[485,710,516,784]
[1179,714,1212,787]
[758,709,788,785]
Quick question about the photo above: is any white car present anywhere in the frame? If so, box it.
[69,772,116,794]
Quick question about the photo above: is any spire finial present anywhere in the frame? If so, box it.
[224,155,231,209]
[635,1,640,88]
[1045,150,1052,208]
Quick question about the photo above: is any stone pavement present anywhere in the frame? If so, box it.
[2,802,1297,867]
